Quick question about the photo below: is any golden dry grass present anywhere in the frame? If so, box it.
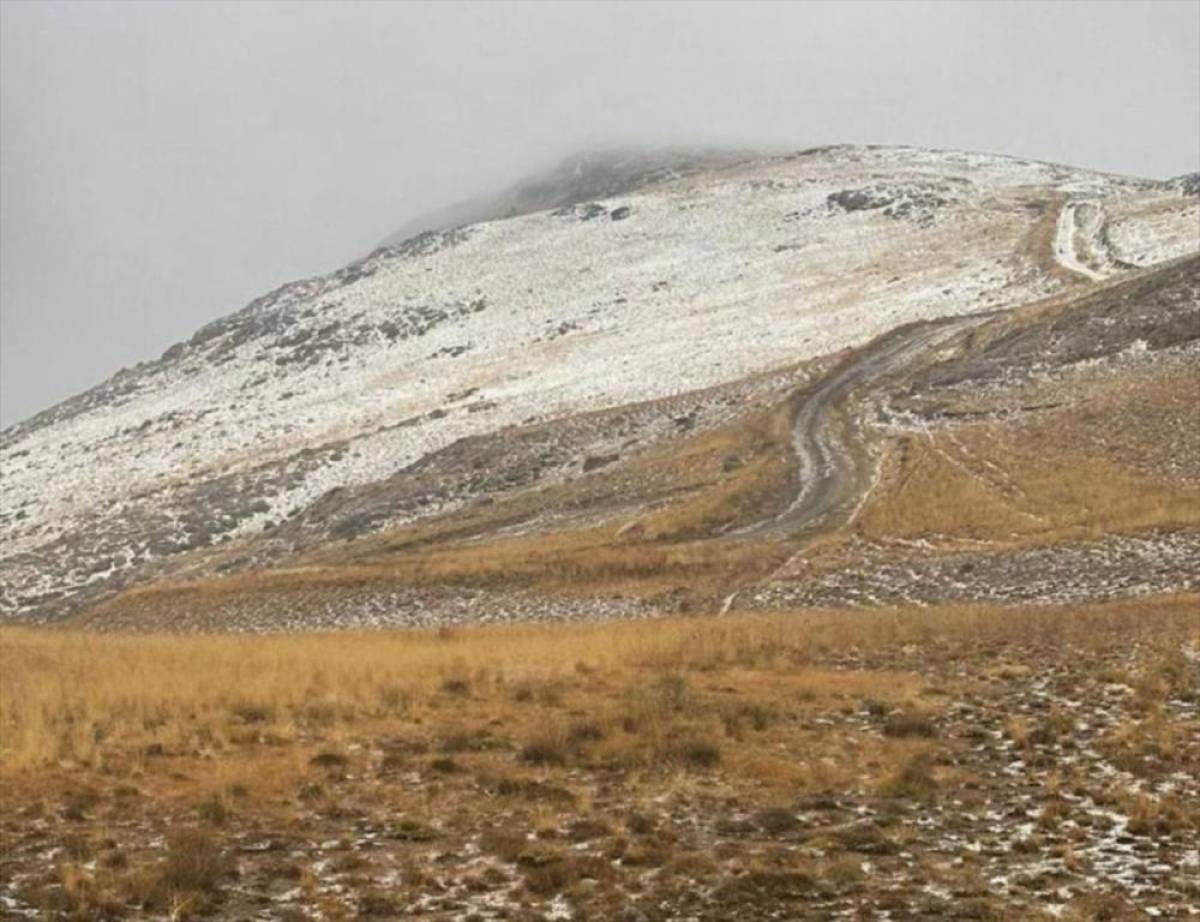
[80,532,793,631]
[856,343,1200,548]
[325,394,799,560]
[857,428,1200,545]
[4,595,1197,920]
[4,594,1197,775]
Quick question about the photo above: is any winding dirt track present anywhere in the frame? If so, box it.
[738,313,992,539]
[1054,199,1119,281]
[743,198,1127,544]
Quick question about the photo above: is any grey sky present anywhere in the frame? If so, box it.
[2,1,1198,427]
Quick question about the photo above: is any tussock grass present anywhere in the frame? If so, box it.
[84,532,793,628]
[859,429,1200,546]
[24,827,232,920]
[2,594,1195,773]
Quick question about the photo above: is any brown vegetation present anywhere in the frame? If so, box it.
[3,595,1198,918]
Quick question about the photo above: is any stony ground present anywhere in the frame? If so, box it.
[3,601,1196,920]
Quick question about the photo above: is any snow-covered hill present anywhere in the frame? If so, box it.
[2,144,1197,622]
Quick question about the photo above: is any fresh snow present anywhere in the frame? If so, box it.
[1,145,1197,618]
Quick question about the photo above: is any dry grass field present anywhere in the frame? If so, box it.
[3,596,1198,919]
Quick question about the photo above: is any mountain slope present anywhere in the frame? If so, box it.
[380,147,758,245]
[2,145,1197,628]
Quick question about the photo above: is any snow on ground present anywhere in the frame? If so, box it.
[1105,191,1200,267]
[1,145,1195,618]
[1054,200,1114,281]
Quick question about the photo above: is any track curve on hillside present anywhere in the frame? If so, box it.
[1054,199,1119,281]
[5,144,1196,626]
[737,314,991,539]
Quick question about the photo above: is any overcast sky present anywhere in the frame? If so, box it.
[2,1,1198,427]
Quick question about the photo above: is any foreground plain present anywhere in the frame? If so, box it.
[3,596,1198,919]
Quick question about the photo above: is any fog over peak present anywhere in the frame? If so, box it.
[2,0,1198,427]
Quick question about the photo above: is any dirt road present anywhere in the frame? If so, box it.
[738,313,991,539]
[1054,199,1117,281]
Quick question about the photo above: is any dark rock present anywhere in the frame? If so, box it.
[1170,172,1200,196]
[582,453,620,473]
[554,202,609,221]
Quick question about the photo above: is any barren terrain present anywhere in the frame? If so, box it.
[1,147,1198,920]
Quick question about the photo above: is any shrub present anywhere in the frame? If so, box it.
[673,737,721,769]
[358,891,401,916]
[882,711,937,738]
[754,807,799,835]
[308,750,348,769]
[721,701,777,738]
[229,701,273,724]
[1028,710,1074,746]
[53,863,124,920]
[1124,793,1190,837]
[480,830,528,863]
[650,672,689,714]
[376,682,411,714]
[391,818,440,842]
[567,720,605,745]
[878,749,937,799]
[153,828,231,914]
[518,730,569,766]
[515,844,608,895]
[1157,647,1197,700]
[195,795,228,826]
[715,869,816,907]
[440,676,470,696]
[487,775,576,805]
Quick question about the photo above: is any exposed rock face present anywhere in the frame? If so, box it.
[826,182,953,225]
[1170,171,1200,196]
